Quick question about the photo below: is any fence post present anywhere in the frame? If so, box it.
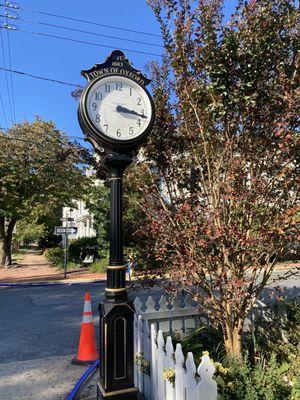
[151,323,158,400]
[175,343,185,400]
[185,352,197,400]
[134,313,138,387]
[165,336,175,400]
[137,314,144,392]
[197,355,217,400]
[157,330,165,400]
[143,319,151,400]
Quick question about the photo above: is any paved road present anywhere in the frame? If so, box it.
[0,282,162,364]
[0,282,162,400]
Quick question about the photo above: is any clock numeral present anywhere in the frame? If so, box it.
[116,82,123,91]
[104,124,108,133]
[129,87,133,96]
[137,97,142,106]
[137,119,141,127]
[95,114,100,123]
[105,84,110,93]
[116,129,121,137]
[129,127,134,135]
[92,102,97,111]
[95,92,102,101]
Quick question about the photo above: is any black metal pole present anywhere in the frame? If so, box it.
[64,233,68,279]
[97,153,138,400]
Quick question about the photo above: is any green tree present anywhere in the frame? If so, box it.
[137,0,299,357]
[37,206,61,248]
[0,119,91,266]
[14,219,45,247]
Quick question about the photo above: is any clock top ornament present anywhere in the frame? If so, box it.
[78,50,155,155]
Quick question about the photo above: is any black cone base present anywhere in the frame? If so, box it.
[71,357,97,366]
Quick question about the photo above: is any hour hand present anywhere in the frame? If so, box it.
[116,105,147,119]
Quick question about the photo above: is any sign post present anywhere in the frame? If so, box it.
[54,226,78,278]
[78,50,155,400]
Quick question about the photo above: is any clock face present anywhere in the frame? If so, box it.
[85,75,153,141]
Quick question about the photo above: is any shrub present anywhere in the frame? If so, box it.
[68,237,98,262]
[180,299,300,400]
[44,247,64,267]
[216,354,292,400]
[90,257,107,273]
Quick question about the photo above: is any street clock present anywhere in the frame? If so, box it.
[78,50,155,154]
[78,50,156,400]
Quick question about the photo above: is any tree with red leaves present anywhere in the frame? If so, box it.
[134,0,299,357]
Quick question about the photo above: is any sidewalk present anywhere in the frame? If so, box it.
[0,250,106,284]
[0,355,86,400]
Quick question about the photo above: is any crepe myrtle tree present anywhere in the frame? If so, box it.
[135,0,300,357]
[0,119,92,267]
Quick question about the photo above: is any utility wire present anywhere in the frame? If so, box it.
[0,134,86,142]
[1,26,162,57]
[15,16,163,48]
[0,90,8,127]
[0,3,161,38]
[5,8,16,122]
[0,66,81,87]
[0,25,13,123]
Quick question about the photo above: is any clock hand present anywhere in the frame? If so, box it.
[116,105,147,119]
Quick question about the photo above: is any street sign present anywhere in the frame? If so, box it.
[54,226,78,235]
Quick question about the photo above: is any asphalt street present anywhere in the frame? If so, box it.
[0,282,162,364]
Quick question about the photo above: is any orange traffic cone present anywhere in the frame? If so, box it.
[72,292,99,365]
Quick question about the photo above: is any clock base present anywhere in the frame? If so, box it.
[97,383,138,400]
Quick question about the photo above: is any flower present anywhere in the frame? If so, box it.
[163,368,176,384]
[202,350,210,356]
[227,382,234,388]
[214,361,229,375]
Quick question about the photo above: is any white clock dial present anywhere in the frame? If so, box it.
[85,75,152,141]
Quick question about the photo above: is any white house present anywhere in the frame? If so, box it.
[62,200,96,240]
[62,169,101,240]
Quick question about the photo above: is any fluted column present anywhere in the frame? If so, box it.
[103,153,132,301]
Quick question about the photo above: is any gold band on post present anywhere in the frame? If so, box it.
[107,265,126,270]
[107,177,122,181]
[98,383,137,397]
[105,288,126,293]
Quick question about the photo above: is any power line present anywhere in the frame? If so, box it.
[4,8,16,122]
[0,134,86,142]
[1,26,162,57]
[0,90,8,127]
[0,66,81,87]
[0,3,161,38]
[0,25,13,123]
[15,16,163,48]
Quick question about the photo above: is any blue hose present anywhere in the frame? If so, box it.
[66,359,100,400]
[0,280,105,288]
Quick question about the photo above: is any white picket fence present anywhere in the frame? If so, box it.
[134,313,217,400]
[133,287,299,400]
[133,293,204,334]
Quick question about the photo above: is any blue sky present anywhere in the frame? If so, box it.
[0,0,237,143]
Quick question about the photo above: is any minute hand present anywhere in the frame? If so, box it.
[116,105,147,119]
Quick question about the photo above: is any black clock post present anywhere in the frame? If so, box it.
[78,50,155,400]
[97,152,136,400]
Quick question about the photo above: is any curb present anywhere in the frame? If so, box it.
[0,279,106,288]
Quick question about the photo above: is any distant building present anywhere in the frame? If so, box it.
[62,169,100,241]
[62,200,96,240]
